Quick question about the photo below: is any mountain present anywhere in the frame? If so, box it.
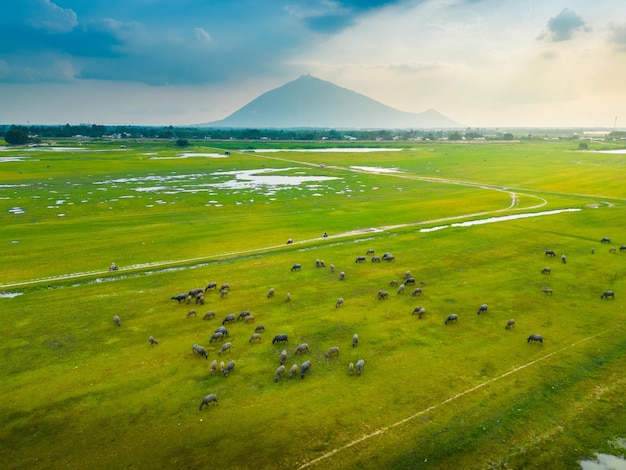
[198,75,461,129]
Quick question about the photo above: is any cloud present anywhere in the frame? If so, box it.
[25,0,78,33]
[608,22,626,51]
[194,27,212,44]
[539,8,588,42]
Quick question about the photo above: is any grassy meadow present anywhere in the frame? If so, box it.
[1,138,625,469]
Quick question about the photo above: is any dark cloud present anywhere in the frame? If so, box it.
[540,8,588,42]
[298,0,404,34]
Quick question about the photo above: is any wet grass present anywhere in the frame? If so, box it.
[1,139,625,469]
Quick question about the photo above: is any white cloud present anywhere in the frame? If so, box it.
[26,0,78,33]
[194,27,212,44]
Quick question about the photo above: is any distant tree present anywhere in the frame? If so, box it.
[4,127,29,145]
[503,133,514,140]
[176,138,189,147]
[448,131,462,140]
[578,142,588,150]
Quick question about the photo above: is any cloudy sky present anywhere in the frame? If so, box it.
[1,0,625,128]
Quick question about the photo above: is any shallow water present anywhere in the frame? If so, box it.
[579,452,626,469]
[420,208,581,232]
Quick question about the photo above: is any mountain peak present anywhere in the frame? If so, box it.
[200,76,461,129]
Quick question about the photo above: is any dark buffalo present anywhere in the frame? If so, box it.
[149,336,158,345]
[255,324,265,333]
[237,310,251,321]
[405,277,416,286]
[272,334,289,344]
[300,360,311,379]
[355,256,366,263]
[477,304,488,315]
[205,282,217,291]
[222,313,236,325]
[210,332,224,343]
[505,319,516,330]
[545,250,556,257]
[378,290,389,300]
[527,334,543,344]
[541,267,551,275]
[601,290,615,299]
[601,237,611,244]
[214,326,229,336]
[291,263,302,272]
[171,293,186,303]
[620,246,626,252]
[445,314,458,325]
[192,344,208,359]
[199,393,218,410]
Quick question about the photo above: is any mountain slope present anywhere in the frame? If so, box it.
[199,75,461,129]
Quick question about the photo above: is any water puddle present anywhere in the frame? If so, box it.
[420,208,581,232]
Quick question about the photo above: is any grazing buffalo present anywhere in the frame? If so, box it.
[210,359,217,375]
[527,334,543,344]
[366,249,375,255]
[404,271,412,279]
[237,310,251,321]
[220,289,228,298]
[371,256,381,262]
[411,287,422,296]
[445,314,458,325]
[405,277,416,286]
[199,393,218,410]
[149,336,158,345]
[601,290,615,299]
[339,271,346,281]
[223,360,235,376]
[286,292,291,302]
[188,287,204,299]
[219,342,232,355]
[330,264,335,273]
[295,343,309,355]
[113,315,121,327]
[280,349,287,365]
[609,247,617,254]
[272,334,288,344]
[300,360,311,379]
[192,344,208,359]
[325,346,339,358]
[289,364,298,378]
[545,250,556,257]
[352,333,359,348]
[355,359,365,376]
[222,313,236,325]
[203,311,215,320]
[187,309,197,318]
[291,263,302,272]
[205,282,217,291]
[378,290,389,300]
[542,288,553,295]
[255,324,265,333]
[505,319,516,330]
[382,253,395,261]
[397,284,405,294]
[477,304,488,315]
[601,237,611,244]
[267,288,275,298]
[287,238,293,244]
[336,298,344,308]
[195,293,205,305]
[214,326,229,336]
[541,267,552,275]
[171,293,186,303]
[249,333,262,343]
[389,280,399,286]
[561,255,566,264]
[355,256,366,263]
[210,332,224,343]
[219,283,230,292]
[412,306,425,318]
[349,362,354,375]
[274,365,285,382]
[620,246,626,252]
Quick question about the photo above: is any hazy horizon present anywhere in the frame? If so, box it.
[1,1,625,128]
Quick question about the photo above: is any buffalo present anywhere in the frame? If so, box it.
[541,267,552,275]
[219,342,232,355]
[249,333,262,343]
[352,333,359,348]
[203,311,216,320]
[601,290,615,299]
[295,343,309,355]
[355,359,365,376]
[149,336,158,345]
[300,360,311,379]
[477,304,488,315]
[199,393,218,410]
[171,293,186,303]
[445,314,458,325]
[273,334,289,344]
[223,360,235,376]
[192,344,208,359]
[527,334,543,344]
[325,346,339,358]
[274,365,286,382]
[505,319,516,330]
[205,282,217,291]
[113,315,121,327]
[222,313,236,325]
[291,263,302,272]
[336,298,344,308]
[545,250,556,257]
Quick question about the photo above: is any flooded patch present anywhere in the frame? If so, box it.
[350,166,401,173]
[150,153,228,159]
[420,209,581,232]
[0,292,23,298]
[0,156,28,162]
[580,452,626,469]
[207,168,340,190]
[252,148,402,153]
[8,207,25,214]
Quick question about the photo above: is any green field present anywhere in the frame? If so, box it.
[1,139,625,469]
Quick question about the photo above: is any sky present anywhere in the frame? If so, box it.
[1,0,625,128]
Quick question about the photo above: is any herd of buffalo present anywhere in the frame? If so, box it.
[113,237,619,410]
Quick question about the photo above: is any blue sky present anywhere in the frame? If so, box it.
[1,0,625,127]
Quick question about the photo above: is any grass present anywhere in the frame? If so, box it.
[1,139,625,469]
